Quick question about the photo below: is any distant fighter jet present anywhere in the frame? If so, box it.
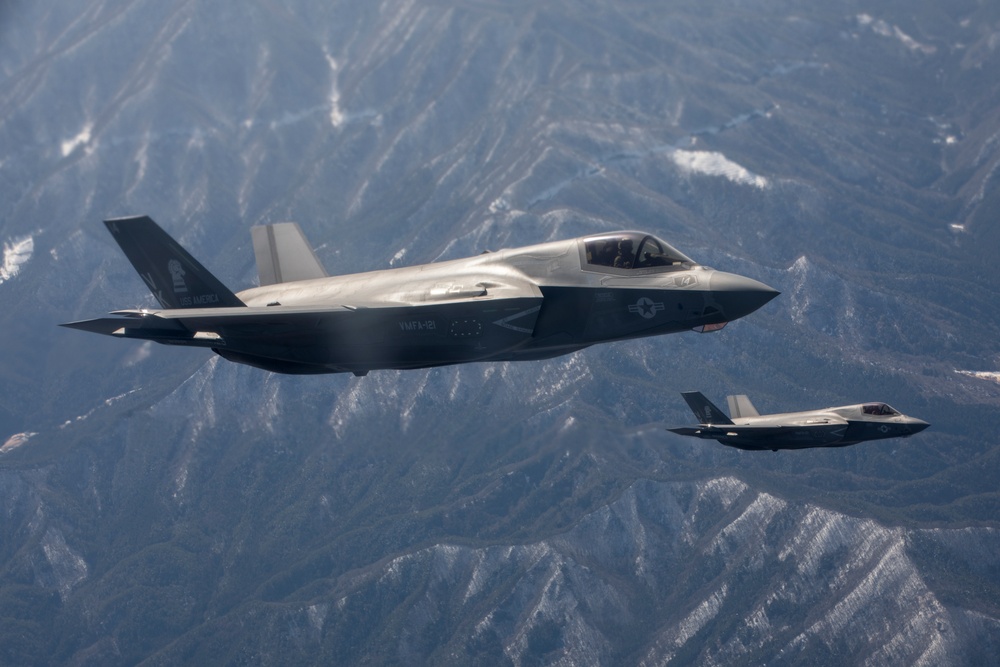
[669,391,929,451]
[63,216,778,376]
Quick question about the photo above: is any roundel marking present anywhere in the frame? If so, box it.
[628,297,665,319]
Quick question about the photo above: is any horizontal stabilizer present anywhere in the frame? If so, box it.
[667,426,704,437]
[251,222,328,286]
[679,391,734,425]
[104,216,244,309]
[727,394,760,419]
[61,316,159,336]
[60,314,221,347]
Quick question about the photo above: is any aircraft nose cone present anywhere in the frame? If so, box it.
[905,418,930,435]
[709,271,780,321]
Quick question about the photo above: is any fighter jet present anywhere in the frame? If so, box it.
[62,216,778,376]
[669,391,929,451]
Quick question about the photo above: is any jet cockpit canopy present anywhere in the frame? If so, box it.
[861,403,899,416]
[582,232,694,274]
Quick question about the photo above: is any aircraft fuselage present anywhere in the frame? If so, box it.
[223,238,775,373]
[64,221,779,375]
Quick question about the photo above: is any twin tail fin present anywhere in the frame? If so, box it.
[104,216,244,309]
[251,222,327,286]
[727,394,760,419]
[679,391,734,425]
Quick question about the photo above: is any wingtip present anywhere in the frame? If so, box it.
[103,214,151,224]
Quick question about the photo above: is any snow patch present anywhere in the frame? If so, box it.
[268,106,327,130]
[708,492,787,557]
[60,388,142,428]
[528,353,592,404]
[307,603,329,632]
[61,124,93,157]
[1,235,34,284]
[41,527,88,599]
[787,255,811,325]
[328,379,368,436]
[640,585,730,665]
[680,477,749,547]
[669,149,770,189]
[378,551,417,586]
[702,476,748,509]
[463,550,492,603]
[559,416,576,434]
[325,52,345,127]
[489,196,511,213]
[955,370,1000,385]
[1,431,37,454]
[856,14,936,55]
[250,55,376,133]
[677,585,728,653]
[253,375,281,435]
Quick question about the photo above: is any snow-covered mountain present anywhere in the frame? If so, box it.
[1,0,999,663]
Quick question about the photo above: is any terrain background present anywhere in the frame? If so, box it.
[1,0,999,664]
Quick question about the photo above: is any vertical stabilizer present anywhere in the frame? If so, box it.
[104,216,244,309]
[727,395,760,419]
[251,222,328,286]
[680,391,734,425]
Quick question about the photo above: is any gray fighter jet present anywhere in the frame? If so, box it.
[669,391,929,451]
[62,216,778,376]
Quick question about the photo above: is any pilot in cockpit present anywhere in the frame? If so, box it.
[614,238,634,269]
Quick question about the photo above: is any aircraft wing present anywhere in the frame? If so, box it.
[62,295,544,348]
[62,306,361,346]
[668,425,794,438]
[669,417,849,440]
